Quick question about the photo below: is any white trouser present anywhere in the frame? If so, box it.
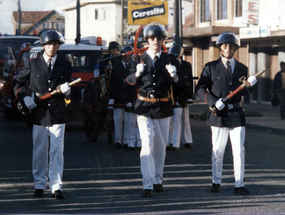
[124,112,141,148]
[181,106,193,144]
[168,108,182,148]
[211,126,245,188]
[32,124,65,193]
[168,106,193,148]
[137,115,170,190]
[113,108,126,144]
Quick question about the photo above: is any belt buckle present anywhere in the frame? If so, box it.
[228,104,233,110]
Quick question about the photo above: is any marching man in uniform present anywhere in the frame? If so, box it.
[13,29,72,199]
[108,45,139,149]
[125,22,179,197]
[195,31,257,195]
[167,44,194,151]
[99,41,120,76]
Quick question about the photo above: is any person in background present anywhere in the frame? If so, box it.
[195,31,257,195]
[272,61,285,119]
[108,45,135,148]
[99,41,120,76]
[13,29,72,199]
[125,22,179,197]
[167,43,194,151]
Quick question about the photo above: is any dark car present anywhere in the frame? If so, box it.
[0,35,39,105]
[0,35,39,71]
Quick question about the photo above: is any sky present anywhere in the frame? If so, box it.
[0,0,76,35]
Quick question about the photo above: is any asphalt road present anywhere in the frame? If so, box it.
[0,107,285,214]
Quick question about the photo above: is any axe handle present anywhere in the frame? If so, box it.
[38,78,82,102]
[222,69,266,104]
[222,85,246,104]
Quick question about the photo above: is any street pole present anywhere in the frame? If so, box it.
[75,0,81,44]
[121,0,124,45]
[174,0,183,46]
[18,0,21,35]
[173,0,179,44]
[178,0,183,46]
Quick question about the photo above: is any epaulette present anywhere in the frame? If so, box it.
[29,57,37,61]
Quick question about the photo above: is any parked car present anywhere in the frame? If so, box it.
[0,35,39,105]
[3,42,37,119]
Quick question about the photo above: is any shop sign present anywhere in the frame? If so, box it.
[242,0,259,25]
[128,1,169,25]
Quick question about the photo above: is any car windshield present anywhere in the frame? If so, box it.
[0,38,39,59]
[57,50,102,73]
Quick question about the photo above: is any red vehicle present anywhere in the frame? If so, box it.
[0,35,39,105]
[3,42,35,119]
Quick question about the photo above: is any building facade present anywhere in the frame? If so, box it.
[63,0,128,45]
[12,10,64,36]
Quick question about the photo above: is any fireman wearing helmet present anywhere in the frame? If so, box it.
[108,45,141,149]
[167,44,193,151]
[99,41,120,76]
[125,22,179,197]
[13,29,72,199]
[195,31,257,195]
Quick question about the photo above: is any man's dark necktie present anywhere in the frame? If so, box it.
[226,61,233,78]
[125,63,130,70]
[48,58,52,73]
[154,56,158,69]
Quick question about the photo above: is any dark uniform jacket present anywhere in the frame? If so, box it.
[99,53,121,76]
[109,60,137,107]
[272,71,284,93]
[13,53,72,126]
[195,58,252,127]
[170,58,193,107]
[125,51,174,119]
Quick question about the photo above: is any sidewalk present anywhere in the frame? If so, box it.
[190,99,285,135]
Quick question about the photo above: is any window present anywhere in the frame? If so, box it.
[200,0,210,22]
[95,9,99,20]
[235,0,243,17]
[58,51,102,72]
[43,23,47,29]
[102,8,111,21]
[217,0,227,20]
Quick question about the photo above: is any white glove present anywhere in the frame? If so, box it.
[60,82,71,96]
[165,64,177,79]
[215,98,225,111]
[108,99,114,109]
[248,76,257,86]
[186,98,193,107]
[135,63,145,77]
[23,96,37,110]
[126,102,132,107]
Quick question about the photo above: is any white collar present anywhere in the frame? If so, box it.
[221,56,234,66]
[146,50,162,60]
[43,53,57,64]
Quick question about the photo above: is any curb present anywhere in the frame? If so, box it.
[246,123,285,135]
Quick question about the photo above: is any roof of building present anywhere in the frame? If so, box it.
[13,11,54,23]
[12,11,64,35]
